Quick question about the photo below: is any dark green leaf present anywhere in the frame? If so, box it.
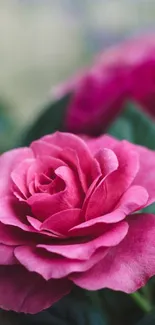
[136,313,155,325]
[19,94,71,147]
[108,102,155,149]
[0,99,16,153]
[100,289,144,325]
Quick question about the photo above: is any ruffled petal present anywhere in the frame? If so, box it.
[38,221,128,260]
[15,246,108,280]
[71,213,155,293]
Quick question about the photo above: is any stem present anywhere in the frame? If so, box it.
[131,292,152,313]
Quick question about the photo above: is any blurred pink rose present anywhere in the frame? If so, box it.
[53,35,155,134]
[1,132,155,313]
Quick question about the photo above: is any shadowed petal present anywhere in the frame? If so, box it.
[0,196,33,231]
[0,245,16,265]
[0,265,72,313]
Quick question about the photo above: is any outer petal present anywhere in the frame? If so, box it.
[128,143,155,205]
[0,265,72,313]
[31,140,61,158]
[71,213,155,293]
[84,134,119,155]
[11,159,34,200]
[0,196,33,231]
[0,148,33,197]
[14,246,109,280]
[0,222,36,245]
[38,221,128,260]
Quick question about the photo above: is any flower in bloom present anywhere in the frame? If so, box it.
[1,132,155,313]
[53,35,155,134]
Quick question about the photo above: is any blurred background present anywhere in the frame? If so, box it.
[1,0,155,149]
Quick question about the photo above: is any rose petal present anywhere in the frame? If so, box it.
[70,213,155,293]
[95,148,118,176]
[85,149,118,219]
[0,222,35,245]
[38,221,128,260]
[59,148,88,193]
[70,185,148,236]
[11,159,34,200]
[26,216,42,230]
[15,246,108,280]
[41,209,82,235]
[100,141,139,215]
[28,192,72,222]
[0,265,72,313]
[0,245,16,265]
[130,143,155,205]
[43,132,100,189]
[0,196,33,231]
[28,165,83,221]
[84,134,119,155]
[31,141,61,157]
[0,148,33,197]
[55,166,82,207]
[26,216,64,238]
[103,185,149,222]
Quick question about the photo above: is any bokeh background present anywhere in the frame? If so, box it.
[1,0,155,149]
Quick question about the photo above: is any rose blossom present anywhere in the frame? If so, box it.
[52,35,155,134]
[1,132,155,313]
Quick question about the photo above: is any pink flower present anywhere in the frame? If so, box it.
[1,132,155,313]
[53,35,155,134]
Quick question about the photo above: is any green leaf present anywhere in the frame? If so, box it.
[0,99,16,153]
[100,289,144,325]
[108,102,155,149]
[19,94,71,147]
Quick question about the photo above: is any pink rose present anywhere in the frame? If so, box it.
[1,132,155,314]
[53,35,155,134]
